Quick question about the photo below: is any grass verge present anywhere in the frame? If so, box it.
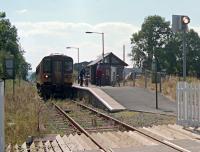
[5,80,44,145]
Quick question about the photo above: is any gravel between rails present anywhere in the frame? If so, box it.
[40,99,176,136]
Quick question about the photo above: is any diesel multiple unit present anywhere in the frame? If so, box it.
[36,54,73,99]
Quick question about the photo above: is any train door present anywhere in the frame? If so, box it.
[53,60,62,84]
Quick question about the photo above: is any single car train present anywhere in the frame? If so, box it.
[36,54,73,99]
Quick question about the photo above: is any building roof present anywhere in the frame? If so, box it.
[87,52,128,66]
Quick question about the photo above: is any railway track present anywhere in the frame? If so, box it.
[8,100,200,152]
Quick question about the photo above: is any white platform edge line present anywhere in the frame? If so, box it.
[73,85,125,111]
[88,88,125,110]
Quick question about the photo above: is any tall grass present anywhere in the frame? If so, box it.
[129,75,200,101]
[5,80,44,145]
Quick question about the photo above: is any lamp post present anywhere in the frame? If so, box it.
[66,47,79,82]
[85,31,104,63]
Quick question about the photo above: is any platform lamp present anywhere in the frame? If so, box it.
[66,47,79,83]
[85,31,105,63]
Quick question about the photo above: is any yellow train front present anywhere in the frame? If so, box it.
[36,54,73,99]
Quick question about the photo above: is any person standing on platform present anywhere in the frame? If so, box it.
[96,63,102,87]
[79,68,85,86]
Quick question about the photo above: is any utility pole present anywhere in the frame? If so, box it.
[66,47,80,83]
[123,45,125,86]
[183,30,186,81]
[155,57,158,109]
[123,45,125,62]
[102,33,105,63]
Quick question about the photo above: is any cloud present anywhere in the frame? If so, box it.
[15,22,139,38]
[16,9,28,14]
[14,21,139,70]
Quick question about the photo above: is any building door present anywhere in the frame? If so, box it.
[53,60,62,84]
[111,66,117,82]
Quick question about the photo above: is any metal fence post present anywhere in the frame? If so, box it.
[159,73,162,93]
[0,80,4,152]
[145,70,147,88]
[133,72,136,87]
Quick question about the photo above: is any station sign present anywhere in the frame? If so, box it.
[4,57,15,79]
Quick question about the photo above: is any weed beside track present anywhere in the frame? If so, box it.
[5,81,176,146]
[42,100,176,135]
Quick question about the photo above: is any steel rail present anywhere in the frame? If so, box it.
[53,103,108,152]
[74,101,190,152]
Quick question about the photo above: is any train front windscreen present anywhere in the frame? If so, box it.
[64,60,73,73]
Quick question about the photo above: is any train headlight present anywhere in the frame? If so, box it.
[44,74,48,78]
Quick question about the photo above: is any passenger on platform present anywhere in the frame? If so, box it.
[84,74,89,87]
[96,63,102,87]
[79,68,85,86]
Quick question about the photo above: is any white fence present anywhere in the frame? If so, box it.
[177,82,200,127]
[0,80,4,152]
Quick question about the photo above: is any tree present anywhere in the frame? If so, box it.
[130,15,200,76]
[130,15,172,71]
[185,29,200,77]
[0,11,31,79]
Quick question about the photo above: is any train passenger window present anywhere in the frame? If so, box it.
[64,61,73,72]
[43,58,51,72]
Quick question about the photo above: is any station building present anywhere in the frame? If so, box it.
[87,52,128,85]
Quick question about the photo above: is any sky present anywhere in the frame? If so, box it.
[1,0,200,70]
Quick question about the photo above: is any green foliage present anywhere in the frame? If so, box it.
[130,15,200,76]
[29,72,36,82]
[130,15,172,70]
[0,12,6,18]
[0,11,31,80]
[185,30,200,75]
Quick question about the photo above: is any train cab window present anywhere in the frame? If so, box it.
[36,66,40,74]
[43,58,51,73]
[64,61,73,72]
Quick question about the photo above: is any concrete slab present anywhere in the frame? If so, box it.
[170,139,200,152]
[73,85,126,112]
[101,86,176,115]
[111,145,178,152]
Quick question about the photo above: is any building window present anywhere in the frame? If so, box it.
[111,57,119,64]
[104,57,109,63]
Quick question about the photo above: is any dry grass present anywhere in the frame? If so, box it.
[126,75,200,101]
[111,111,176,127]
[5,80,44,145]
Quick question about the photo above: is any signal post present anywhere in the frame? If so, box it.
[172,15,190,81]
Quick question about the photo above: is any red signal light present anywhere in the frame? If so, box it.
[182,16,190,24]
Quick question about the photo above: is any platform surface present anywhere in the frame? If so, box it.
[101,86,176,115]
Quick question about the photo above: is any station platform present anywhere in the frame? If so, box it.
[73,85,126,112]
[102,86,176,115]
[74,84,176,115]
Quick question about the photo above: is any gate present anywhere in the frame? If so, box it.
[177,82,200,127]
